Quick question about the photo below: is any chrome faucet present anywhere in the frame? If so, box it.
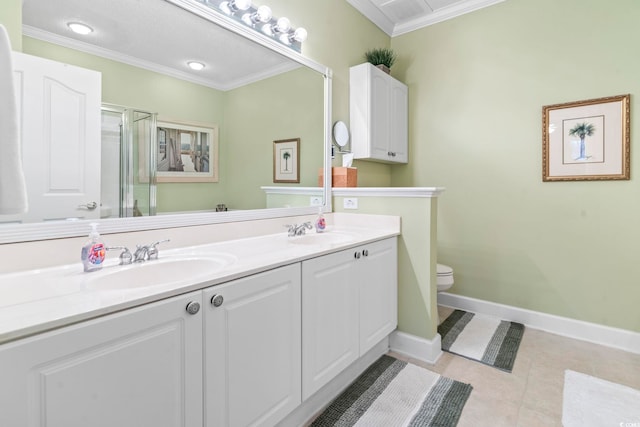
[133,239,170,262]
[285,222,313,237]
[106,246,133,265]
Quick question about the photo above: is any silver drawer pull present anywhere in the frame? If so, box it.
[186,301,200,315]
[211,294,224,307]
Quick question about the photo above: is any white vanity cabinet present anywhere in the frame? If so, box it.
[301,237,398,400]
[203,264,302,427]
[350,62,408,164]
[0,291,204,427]
[358,237,398,355]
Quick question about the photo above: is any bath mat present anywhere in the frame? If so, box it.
[563,370,640,427]
[438,309,524,372]
[310,355,472,427]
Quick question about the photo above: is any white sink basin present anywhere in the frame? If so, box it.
[87,254,236,291]
[288,231,356,246]
[0,266,83,308]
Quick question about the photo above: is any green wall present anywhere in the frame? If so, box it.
[0,0,21,50]
[223,67,324,210]
[391,0,640,332]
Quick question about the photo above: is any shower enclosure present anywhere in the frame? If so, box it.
[101,105,157,218]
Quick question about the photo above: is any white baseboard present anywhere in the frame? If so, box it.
[389,330,443,364]
[438,293,640,355]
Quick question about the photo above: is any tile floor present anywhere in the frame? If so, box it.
[387,306,640,427]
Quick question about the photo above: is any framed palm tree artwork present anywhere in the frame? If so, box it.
[273,138,300,183]
[542,94,630,181]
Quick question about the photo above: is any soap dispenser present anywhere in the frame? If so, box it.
[315,207,326,233]
[81,223,106,272]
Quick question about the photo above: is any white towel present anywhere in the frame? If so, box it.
[0,24,28,214]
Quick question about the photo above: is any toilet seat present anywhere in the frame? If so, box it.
[437,263,453,276]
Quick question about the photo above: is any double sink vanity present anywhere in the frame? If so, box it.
[0,213,400,427]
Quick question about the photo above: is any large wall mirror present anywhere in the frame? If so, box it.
[2,0,331,243]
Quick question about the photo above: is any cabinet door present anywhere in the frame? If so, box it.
[204,264,301,427]
[370,70,392,161]
[350,63,408,164]
[0,291,203,427]
[389,81,408,163]
[302,250,358,400]
[358,238,398,355]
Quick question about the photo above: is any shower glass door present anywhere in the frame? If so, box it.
[101,105,157,218]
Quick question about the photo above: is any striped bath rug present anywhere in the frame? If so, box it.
[438,309,524,372]
[311,355,472,427]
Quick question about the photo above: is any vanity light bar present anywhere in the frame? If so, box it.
[203,0,306,52]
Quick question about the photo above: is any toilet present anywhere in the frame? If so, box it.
[437,263,454,292]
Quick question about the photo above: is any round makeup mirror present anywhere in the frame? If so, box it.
[332,121,349,148]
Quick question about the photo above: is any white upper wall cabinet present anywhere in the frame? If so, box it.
[350,63,408,164]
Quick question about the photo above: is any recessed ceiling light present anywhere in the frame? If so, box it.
[67,22,93,35]
[187,61,205,71]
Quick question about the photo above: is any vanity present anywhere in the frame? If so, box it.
[0,213,400,427]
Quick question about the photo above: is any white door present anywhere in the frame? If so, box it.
[0,291,204,427]
[302,250,359,400]
[204,264,301,427]
[9,52,101,223]
[359,238,398,355]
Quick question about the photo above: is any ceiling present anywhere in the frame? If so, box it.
[346,0,507,36]
[21,0,298,91]
[20,0,507,90]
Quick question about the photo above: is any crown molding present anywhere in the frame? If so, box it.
[345,0,396,36]
[347,0,507,38]
[393,0,507,36]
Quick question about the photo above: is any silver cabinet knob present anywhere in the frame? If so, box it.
[363,249,369,257]
[354,251,361,259]
[211,294,224,307]
[186,301,200,315]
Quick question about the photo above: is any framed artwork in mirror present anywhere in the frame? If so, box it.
[156,120,219,183]
[273,138,300,183]
[542,94,630,181]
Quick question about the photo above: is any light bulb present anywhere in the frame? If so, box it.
[234,0,252,11]
[67,22,93,35]
[187,61,205,71]
[292,27,307,42]
[242,5,272,26]
[219,0,251,15]
[275,17,291,33]
[255,5,272,22]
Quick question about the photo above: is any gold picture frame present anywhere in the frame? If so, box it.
[273,138,300,183]
[542,94,630,181]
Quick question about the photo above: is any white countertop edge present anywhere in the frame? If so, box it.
[331,187,446,198]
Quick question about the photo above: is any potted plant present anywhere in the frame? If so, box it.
[364,47,397,74]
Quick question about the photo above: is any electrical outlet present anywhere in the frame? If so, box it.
[343,197,358,209]
[310,197,323,206]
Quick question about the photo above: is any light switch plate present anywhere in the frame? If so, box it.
[343,198,358,209]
